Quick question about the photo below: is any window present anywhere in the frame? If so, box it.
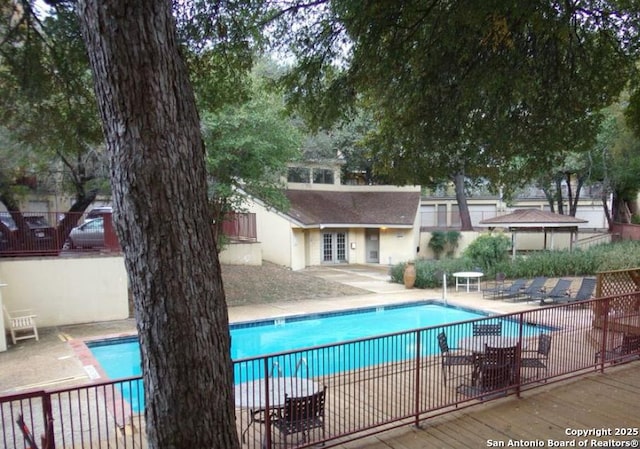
[288,167,310,183]
[312,169,334,185]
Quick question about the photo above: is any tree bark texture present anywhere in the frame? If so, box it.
[453,172,473,231]
[76,1,239,448]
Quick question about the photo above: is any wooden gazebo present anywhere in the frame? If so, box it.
[479,209,587,260]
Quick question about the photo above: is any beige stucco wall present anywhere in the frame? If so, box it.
[290,229,307,270]
[219,241,262,265]
[379,227,417,266]
[247,200,295,268]
[0,255,129,328]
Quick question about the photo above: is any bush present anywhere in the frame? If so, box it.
[427,231,447,260]
[391,240,640,287]
[463,233,511,271]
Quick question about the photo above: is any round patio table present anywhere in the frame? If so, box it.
[234,376,320,409]
[452,271,484,292]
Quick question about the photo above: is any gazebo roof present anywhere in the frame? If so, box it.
[480,209,587,230]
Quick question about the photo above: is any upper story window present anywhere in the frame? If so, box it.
[313,169,334,185]
[287,167,310,183]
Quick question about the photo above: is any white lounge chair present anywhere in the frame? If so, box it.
[3,306,39,344]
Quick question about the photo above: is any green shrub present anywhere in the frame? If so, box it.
[391,240,640,287]
[428,231,447,259]
[428,230,462,260]
[445,230,461,257]
[463,233,511,271]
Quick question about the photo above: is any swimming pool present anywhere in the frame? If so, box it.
[86,301,546,412]
[88,301,542,377]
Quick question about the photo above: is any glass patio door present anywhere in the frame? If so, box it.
[322,231,347,263]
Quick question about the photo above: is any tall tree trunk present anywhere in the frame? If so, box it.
[453,172,473,231]
[602,194,613,230]
[555,176,564,214]
[77,2,239,449]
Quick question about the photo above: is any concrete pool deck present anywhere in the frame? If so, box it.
[0,265,540,394]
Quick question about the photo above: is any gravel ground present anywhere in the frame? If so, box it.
[221,262,368,306]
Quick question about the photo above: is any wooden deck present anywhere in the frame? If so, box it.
[338,362,640,449]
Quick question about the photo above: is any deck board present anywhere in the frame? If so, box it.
[336,362,640,449]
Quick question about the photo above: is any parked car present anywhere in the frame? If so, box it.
[86,206,112,220]
[0,214,56,251]
[67,217,105,249]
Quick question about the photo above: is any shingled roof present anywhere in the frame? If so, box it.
[284,190,421,227]
[480,209,587,228]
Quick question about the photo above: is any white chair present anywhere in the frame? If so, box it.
[3,306,39,344]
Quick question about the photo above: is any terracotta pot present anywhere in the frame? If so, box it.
[403,262,416,289]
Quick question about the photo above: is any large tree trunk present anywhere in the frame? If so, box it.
[453,172,473,231]
[76,2,239,449]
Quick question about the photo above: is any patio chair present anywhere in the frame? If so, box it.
[495,278,527,301]
[482,273,506,299]
[509,277,547,303]
[520,333,552,380]
[472,322,502,337]
[3,306,39,345]
[595,333,640,364]
[535,279,572,305]
[272,387,326,447]
[456,344,519,398]
[437,331,475,386]
[559,277,597,304]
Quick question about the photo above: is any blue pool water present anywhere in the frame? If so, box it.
[89,302,488,377]
[87,301,545,412]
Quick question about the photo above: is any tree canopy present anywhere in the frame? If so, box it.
[202,61,302,247]
[274,0,640,228]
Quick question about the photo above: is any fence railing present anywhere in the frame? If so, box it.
[222,212,257,242]
[2,295,639,449]
[0,210,256,257]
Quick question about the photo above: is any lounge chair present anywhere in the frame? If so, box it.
[493,278,527,301]
[437,331,475,386]
[2,306,39,345]
[520,333,552,379]
[272,387,326,446]
[549,277,597,305]
[482,273,506,299]
[509,277,547,303]
[472,322,502,336]
[533,279,572,305]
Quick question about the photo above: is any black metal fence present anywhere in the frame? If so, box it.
[1,295,639,449]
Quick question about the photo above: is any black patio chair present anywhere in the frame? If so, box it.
[533,279,572,305]
[595,333,640,364]
[521,333,552,380]
[496,278,527,301]
[472,322,502,337]
[558,277,597,304]
[482,273,506,299]
[456,344,519,398]
[509,277,547,303]
[272,387,327,447]
[437,331,475,386]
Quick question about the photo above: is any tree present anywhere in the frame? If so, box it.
[202,63,302,249]
[77,1,240,448]
[597,102,640,226]
[275,1,640,230]
[0,1,108,249]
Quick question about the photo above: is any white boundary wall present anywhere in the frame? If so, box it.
[0,255,129,329]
